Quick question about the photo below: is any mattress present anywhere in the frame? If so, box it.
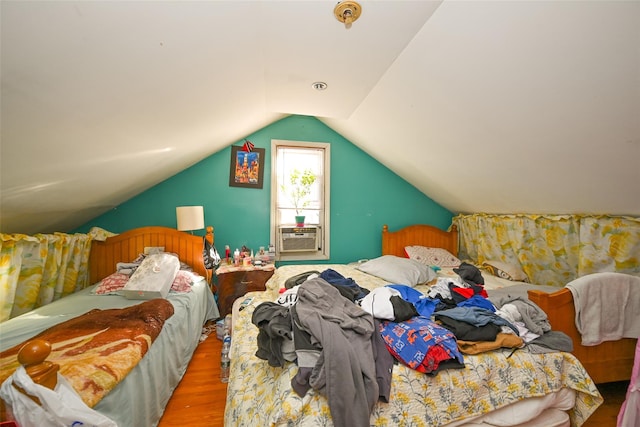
[0,277,218,427]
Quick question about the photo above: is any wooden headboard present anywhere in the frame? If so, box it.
[89,226,207,284]
[381,224,458,257]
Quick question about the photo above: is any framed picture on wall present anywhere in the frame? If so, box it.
[229,146,265,189]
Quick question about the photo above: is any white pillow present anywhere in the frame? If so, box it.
[404,246,462,268]
[482,260,529,282]
[356,255,436,286]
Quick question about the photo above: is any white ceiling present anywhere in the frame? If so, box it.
[1,0,639,234]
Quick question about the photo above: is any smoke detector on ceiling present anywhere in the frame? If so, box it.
[334,1,362,30]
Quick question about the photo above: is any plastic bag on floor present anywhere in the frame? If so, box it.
[0,366,117,427]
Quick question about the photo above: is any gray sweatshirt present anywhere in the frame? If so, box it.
[295,278,378,427]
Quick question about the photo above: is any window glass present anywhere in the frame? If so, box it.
[275,146,323,225]
[271,140,330,260]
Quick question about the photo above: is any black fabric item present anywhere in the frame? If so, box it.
[285,271,321,289]
[291,367,313,397]
[453,262,485,286]
[319,268,370,299]
[203,237,221,270]
[252,302,292,367]
[389,295,418,322]
[435,316,501,341]
[372,319,394,402]
[434,296,457,311]
[426,358,466,376]
[329,282,361,302]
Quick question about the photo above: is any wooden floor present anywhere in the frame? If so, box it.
[583,380,629,427]
[159,328,630,427]
[158,327,227,427]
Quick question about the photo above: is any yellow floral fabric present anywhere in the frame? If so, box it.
[453,214,640,287]
[0,227,114,322]
[579,216,640,275]
[224,265,602,427]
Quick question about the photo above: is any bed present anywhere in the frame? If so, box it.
[382,224,638,384]
[528,286,637,384]
[0,226,219,427]
[223,223,604,427]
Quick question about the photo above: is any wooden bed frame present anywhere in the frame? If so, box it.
[89,225,210,284]
[382,223,458,257]
[381,223,636,384]
[528,289,636,384]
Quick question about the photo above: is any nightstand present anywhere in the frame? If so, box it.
[215,263,275,317]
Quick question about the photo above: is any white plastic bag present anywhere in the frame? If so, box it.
[0,366,117,427]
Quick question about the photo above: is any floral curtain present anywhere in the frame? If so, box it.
[0,227,114,322]
[452,214,640,287]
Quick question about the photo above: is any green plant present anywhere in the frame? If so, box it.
[282,168,317,215]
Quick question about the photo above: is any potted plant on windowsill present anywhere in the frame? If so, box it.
[282,168,317,227]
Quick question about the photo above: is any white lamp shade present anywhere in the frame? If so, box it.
[176,206,205,231]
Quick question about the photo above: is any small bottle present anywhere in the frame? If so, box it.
[268,243,276,262]
[233,248,240,267]
[225,245,231,263]
[220,335,231,383]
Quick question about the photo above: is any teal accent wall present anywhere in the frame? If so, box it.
[75,115,453,263]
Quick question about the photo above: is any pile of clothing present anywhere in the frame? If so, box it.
[251,264,572,427]
[252,269,385,427]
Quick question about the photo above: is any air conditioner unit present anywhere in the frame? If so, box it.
[279,226,318,252]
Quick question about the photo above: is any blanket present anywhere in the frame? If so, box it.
[566,272,640,346]
[0,299,174,407]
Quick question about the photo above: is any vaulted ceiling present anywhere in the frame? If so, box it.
[2,1,639,234]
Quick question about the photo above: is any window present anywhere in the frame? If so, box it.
[270,140,330,261]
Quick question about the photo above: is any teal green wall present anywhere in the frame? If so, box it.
[75,115,453,263]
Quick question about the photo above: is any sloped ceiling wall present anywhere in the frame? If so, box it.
[1,1,639,234]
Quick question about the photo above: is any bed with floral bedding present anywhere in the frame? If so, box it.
[224,224,603,427]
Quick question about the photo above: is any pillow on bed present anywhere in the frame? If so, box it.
[404,246,462,268]
[94,273,130,295]
[356,255,436,286]
[170,271,195,292]
[94,270,197,295]
[482,260,529,282]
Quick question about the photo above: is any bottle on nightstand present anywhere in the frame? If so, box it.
[267,243,276,263]
[233,248,240,267]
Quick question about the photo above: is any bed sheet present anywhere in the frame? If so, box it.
[224,265,602,427]
[0,277,218,427]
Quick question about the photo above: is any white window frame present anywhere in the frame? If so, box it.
[270,139,330,261]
